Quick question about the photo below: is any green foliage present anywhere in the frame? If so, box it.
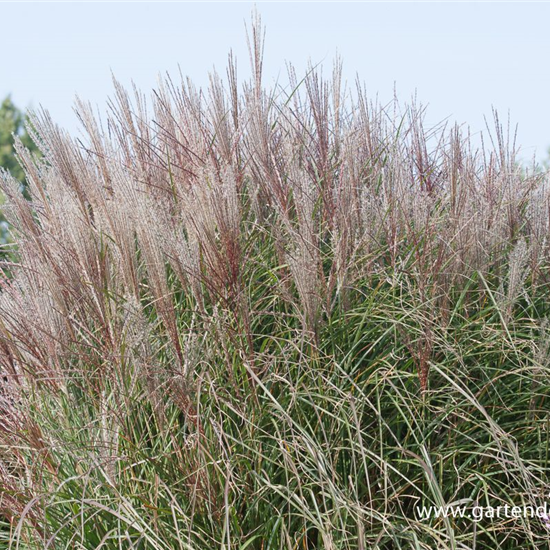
[0,96,38,246]
[5,265,550,550]
[0,96,37,183]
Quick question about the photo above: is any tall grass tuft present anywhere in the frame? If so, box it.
[1,14,550,550]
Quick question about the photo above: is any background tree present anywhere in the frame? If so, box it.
[0,95,38,182]
[0,96,39,245]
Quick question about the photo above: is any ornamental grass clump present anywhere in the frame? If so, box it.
[1,15,550,550]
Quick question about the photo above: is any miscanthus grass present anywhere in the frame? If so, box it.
[1,15,550,550]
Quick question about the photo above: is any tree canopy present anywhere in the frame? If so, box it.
[0,96,39,245]
[0,95,38,184]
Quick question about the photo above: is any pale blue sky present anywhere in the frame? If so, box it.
[1,2,549,162]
